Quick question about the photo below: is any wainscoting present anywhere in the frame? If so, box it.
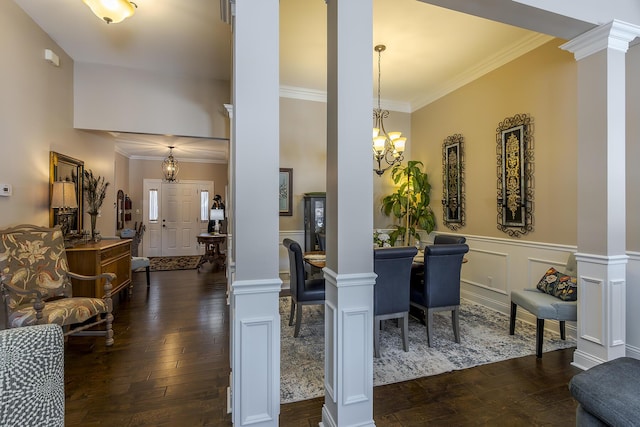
[277,231,640,356]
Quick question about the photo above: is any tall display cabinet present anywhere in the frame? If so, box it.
[303,192,326,252]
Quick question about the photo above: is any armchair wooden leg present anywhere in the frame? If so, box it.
[509,302,517,335]
[401,313,409,352]
[289,299,296,327]
[452,306,460,344]
[559,320,566,340]
[374,317,381,358]
[426,309,434,347]
[536,318,544,358]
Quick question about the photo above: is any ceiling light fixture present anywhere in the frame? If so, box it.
[372,44,407,176]
[162,146,179,182]
[82,0,138,24]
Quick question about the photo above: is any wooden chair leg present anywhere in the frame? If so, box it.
[374,317,381,358]
[452,306,460,343]
[509,302,517,335]
[426,309,434,347]
[559,320,566,340]
[536,318,545,358]
[401,312,409,352]
[289,299,296,326]
[145,266,151,288]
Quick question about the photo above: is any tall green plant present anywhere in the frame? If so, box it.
[380,160,436,246]
[83,169,109,215]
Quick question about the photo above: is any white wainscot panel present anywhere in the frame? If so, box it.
[580,276,604,345]
[462,248,508,294]
[527,257,567,287]
[342,308,369,405]
[325,300,337,403]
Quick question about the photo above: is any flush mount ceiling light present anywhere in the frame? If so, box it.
[162,146,179,182]
[82,0,138,24]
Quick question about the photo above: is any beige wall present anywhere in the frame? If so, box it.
[279,96,411,232]
[411,39,578,244]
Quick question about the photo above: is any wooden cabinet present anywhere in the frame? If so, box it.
[65,239,132,298]
[303,192,326,252]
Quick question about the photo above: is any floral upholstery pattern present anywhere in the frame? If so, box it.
[0,225,114,346]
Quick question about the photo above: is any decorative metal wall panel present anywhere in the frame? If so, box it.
[496,114,534,237]
[442,134,465,230]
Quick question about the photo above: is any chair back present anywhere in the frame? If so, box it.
[283,238,305,299]
[417,243,469,309]
[433,235,466,245]
[0,225,73,314]
[374,246,418,316]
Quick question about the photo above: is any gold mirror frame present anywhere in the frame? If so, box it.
[50,152,84,233]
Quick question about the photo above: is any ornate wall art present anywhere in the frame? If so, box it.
[441,134,465,230]
[496,113,534,237]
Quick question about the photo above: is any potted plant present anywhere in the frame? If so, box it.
[83,169,110,241]
[380,160,436,246]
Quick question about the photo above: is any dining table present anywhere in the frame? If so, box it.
[303,249,466,270]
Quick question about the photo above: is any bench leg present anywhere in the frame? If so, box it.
[509,302,517,335]
[559,320,566,340]
[145,266,151,288]
[536,318,545,358]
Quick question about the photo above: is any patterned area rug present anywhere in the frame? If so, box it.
[148,256,201,271]
[280,298,576,403]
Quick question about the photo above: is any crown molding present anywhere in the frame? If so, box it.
[279,85,411,113]
[410,33,554,112]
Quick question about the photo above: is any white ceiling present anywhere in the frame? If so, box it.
[14,0,565,162]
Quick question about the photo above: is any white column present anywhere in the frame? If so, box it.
[561,20,640,369]
[322,1,376,426]
[230,1,281,426]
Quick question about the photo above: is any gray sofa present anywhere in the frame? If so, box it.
[569,357,640,426]
[0,324,65,426]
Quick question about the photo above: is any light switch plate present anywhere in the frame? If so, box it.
[0,184,12,197]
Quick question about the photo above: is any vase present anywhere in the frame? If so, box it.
[90,214,98,242]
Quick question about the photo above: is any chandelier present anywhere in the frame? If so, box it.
[82,0,138,24]
[372,44,407,176]
[162,146,179,182]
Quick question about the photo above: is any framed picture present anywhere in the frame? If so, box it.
[279,168,293,216]
[496,113,534,237]
[442,134,465,230]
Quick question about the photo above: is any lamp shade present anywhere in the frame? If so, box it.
[51,181,78,209]
[210,209,225,221]
[82,0,136,24]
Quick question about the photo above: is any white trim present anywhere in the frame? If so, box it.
[561,20,640,60]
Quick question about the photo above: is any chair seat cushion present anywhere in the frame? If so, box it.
[569,357,640,426]
[9,297,109,328]
[131,256,150,270]
[511,288,577,321]
[296,279,325,302]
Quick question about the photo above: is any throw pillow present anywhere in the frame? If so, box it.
[536,267,577,301]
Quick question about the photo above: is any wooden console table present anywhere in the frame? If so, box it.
[65,239,132,298]
[196,233,226,271]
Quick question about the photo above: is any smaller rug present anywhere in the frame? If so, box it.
[147,256,201,271]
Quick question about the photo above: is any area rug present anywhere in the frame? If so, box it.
[147,256,201,271]
[280,297,576,403]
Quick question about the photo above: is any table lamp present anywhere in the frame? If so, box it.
[210,208,225,234]
[51,180,78,236]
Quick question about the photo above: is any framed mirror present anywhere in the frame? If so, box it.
[50,152,84,233]
[117,189,125,230]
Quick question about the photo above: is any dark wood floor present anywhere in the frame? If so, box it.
[64,267,580,426]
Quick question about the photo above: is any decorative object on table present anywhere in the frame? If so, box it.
[279,168,293,216]
[0,224,115,347]
[496,113,534,237]
[49,151,84,233]
[162,146,179,182]
[279,297,576,403]
[83,169,109,242]
[50,180,78,237]
[372,44,406,176]
[373,229,391,248]
[441,134,465,231]
[380,160,436,246]
[82,0,138,24]
[208,194,225,234]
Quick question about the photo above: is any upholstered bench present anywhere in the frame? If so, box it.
[131,256,151,289]
[569,357,640,426]
[510,253,578,358]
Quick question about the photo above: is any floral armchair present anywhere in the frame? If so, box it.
[0,224,114,346]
